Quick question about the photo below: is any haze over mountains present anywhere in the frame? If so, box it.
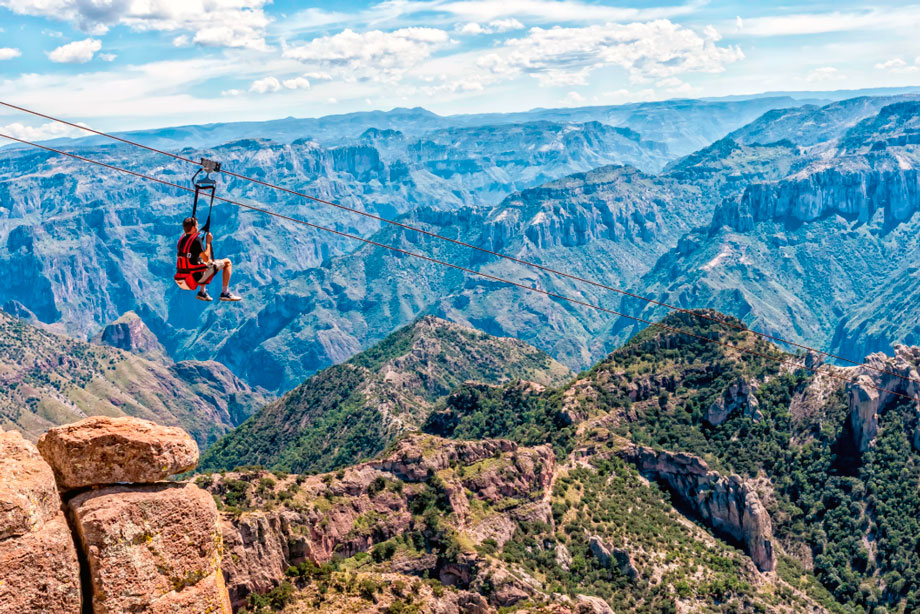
[1,87,920,393]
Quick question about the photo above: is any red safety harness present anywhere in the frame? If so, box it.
[174,233,212,291]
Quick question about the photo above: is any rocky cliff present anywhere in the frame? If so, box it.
[622,444,776,572]
[0,427,81,614]
[0,416,233,613]
[846,345,920,453]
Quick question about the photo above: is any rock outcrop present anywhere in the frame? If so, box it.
[96,311,167,359]
[705,377,761,426]
[847,345,920,453]
[588,536,638,579]
[623,444,776,572]
[37,416,199,489]
[69,483,229,614]
[202,434,555,609]
[0,428,82,614]
[718,165,920,232]
[12,416,233,614]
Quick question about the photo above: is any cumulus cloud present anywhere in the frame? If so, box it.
[458,18,525,35]
[807,66,845,82]
[282,76,311,90]
[0,0,272,50]
[0,120,89,142]
[249,75,312,94]
[249,76,281,93]
[0,47,21,60]
[477,21,743,86]
[283,27,451,80]
[874,58,919,73]
[47,38,102,63]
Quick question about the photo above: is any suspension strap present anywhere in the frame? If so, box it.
[191,158,221,234]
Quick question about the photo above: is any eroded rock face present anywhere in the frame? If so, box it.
[705,377,761,426]
[0,429,61,539]
[0,429,81,614]
[97,311,167,359]
[848,345,920,453]
[624,444,776,572]
[68,482,226,614]
[0,514,83,614]
[208,435,555,610]
[37,416,199,489]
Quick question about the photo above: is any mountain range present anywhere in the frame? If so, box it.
[1,89,919,394]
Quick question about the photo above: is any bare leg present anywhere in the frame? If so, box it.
[222,260,232,290]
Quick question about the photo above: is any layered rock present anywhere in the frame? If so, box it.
[37,416,199,489]
[847,345,920,453]
[718,165,920,232]
[0,428,81,614]
[623,444,776,572]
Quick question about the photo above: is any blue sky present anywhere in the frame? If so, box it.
[0,1,919,137]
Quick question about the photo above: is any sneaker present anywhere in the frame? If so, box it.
[219,291,242,302]
[196,289,213,302]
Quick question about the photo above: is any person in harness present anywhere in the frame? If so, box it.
[173,158,241,302]
[176,216,241,302]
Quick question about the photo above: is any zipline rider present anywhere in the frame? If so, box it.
[178,216,242,302]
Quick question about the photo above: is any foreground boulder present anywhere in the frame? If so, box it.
[37,416,199,489]
[0,428,61,539]
[69,482,229,614]
[0,429,81,614]
[624,444,776,572]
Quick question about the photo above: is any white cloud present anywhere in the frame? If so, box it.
[47,38,101,63]
[459,22,486,35]
[284,27,451,81]
[490,18,525,32]
[433,0,701,23]
[98,53,117,62]
[282,76,311,90]
[221,88,243,97]
[458,18,525,35]
[249,75,313,94]
[477,21,743,86]
[739,7,920,37]
[0,120,89,142]
[0,0,272,50]
[0,47,21,60]
[807,66,845,82]
[875,58,919,73]
[250,76,282,93]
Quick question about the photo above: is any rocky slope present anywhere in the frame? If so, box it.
[422,309,920,613]
[199,316,571,473]
[197,432,825,614]
[0,309,266,446]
